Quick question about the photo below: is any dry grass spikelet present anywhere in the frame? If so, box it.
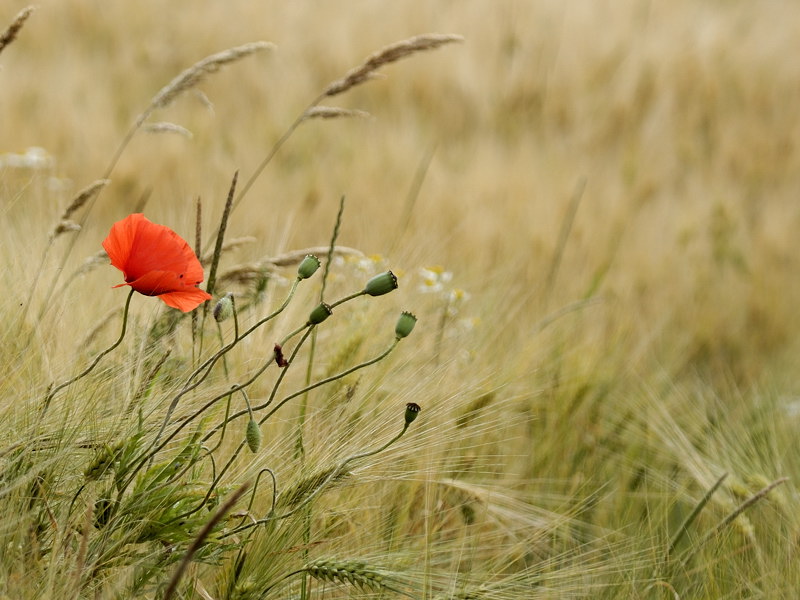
[144,42,274,118]
[0,6,34,56]
[302,106,373,121]
[324,33,463,97]
[49,179,110,241]
[142,122,194,138]
[55,250,111,298]
[50,220,82,239]
[215,245,365,287]
[60,180,110,221]
[75,250,110,275]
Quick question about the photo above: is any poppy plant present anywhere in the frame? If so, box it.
[103,213,212,312]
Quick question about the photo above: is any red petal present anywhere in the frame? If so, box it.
[103,213,143,279]
[158,287,213,312]
[124,218,196,282]
[126,270,186,296]
[103,214,208,305]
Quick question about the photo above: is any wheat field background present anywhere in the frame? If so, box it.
[2,1,800,598]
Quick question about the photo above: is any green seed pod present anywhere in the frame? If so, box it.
[364,271,398,297]
[213,293,234,322]
[298,254,321,279]
[246,419,262,453]
[395,311,417,339]
[404,402,421,425]
[308,302,333,325]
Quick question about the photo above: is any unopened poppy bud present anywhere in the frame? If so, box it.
[404,402,421,425]
[298,254,321,279]
[364,271,398,297]
[395,311,417,339]
[308,302,333,325]
[213,293,234,322]
[246,419,262,453]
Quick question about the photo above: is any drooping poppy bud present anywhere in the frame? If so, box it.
[213,293,234,322]
[395,311,417,339]
[246,419,262,453]
[297,254,321,279]
[364,271,398,297]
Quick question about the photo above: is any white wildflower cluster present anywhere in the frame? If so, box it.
[417,265,474,325]
[334,253,386,276]
[0,146,54,170]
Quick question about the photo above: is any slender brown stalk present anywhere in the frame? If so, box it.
[163,482,251,600]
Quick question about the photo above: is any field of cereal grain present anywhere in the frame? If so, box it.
[3,2,800,598]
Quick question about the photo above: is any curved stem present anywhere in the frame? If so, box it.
[42,288,135,414]
[329,290,365,309]
[154,280,298,446]
[124,326,313,499]
[257,339,399,425]
[202,95,327,255]
[228,420,410,538]
[203,338,399,444]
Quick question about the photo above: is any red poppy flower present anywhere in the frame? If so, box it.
[103,213,212,312]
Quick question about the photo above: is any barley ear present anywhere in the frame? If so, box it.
[304,560,415,598]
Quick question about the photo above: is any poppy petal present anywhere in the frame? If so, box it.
[158,287,213,312]
[126,270,187,296]
[125,219,197,282]
[103,213,210,311]
[103,213,142,278]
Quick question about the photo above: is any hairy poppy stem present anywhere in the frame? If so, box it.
[42,288,135,415]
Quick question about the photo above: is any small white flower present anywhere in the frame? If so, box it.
[418,265,452,294]
[0,146,54,170]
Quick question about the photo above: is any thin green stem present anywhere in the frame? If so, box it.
[257,339,399,426]
[154,281,297,447]
[162,328,315,520]
[329,290,366,309]
[203,337,400,443]
[163,481,251,600]
[228,419,411,538]
[42,288,135,414]
[201,325,314,448]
